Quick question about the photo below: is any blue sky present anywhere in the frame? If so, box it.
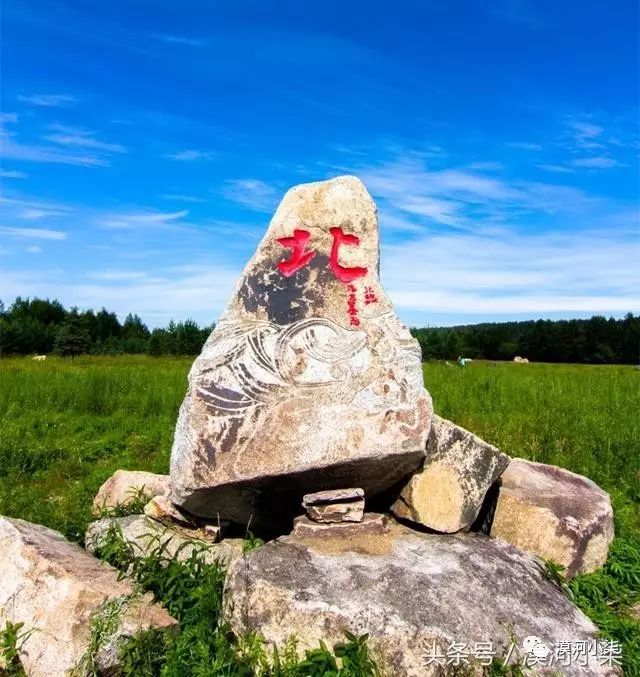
[1,0,638,328]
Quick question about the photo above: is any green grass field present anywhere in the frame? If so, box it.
[0,356,638,672]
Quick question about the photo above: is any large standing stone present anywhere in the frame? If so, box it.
[489,459,614,577]
[170,176,432,526]
[391,415,510,532]
[225,520,607,676]
[0,516,176,677]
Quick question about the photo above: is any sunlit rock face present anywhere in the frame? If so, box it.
[170,176,432,528]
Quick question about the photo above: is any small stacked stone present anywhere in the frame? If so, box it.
[302,488,365,523]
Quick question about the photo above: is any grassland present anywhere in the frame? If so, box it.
[0,356,638,672]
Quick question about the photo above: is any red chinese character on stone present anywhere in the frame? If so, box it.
[276,229,316,277]
[329,227,368,283]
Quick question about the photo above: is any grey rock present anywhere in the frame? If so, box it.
[0,516,176,677]
[86,515,244,568]
[170,176,432,527]
[392,415,510,532]
[225,520,608,676]
[490,459,614,577]
[92,469,170,516]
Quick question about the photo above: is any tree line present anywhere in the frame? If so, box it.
[0,298,212,357]
[0,297,637,363]
[411,315,639,364]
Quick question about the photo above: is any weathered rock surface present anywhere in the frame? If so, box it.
[303,487,365,522]
[0,516,176,677]
[170,176,432,526]
[292,512,388,537]
[391,415,510,533]
[144,494,198,528]
[225,520,607,676]
[92,469,170,516]
[86,515,243,567]
[490,459,614,577]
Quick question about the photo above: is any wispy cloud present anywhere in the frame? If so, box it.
[162,193,207,203]
[1,134,110,167]
[508,142,543,151]
[222,179,279,212]
[44,125,127,154]
[383,227,639,316]
[26,245,43,254]
[0,170,28,179]
[87,270,149,281]
[568,120,605,150]
[0,112,18,124]
[151,34,209,47]
[165,149,215,161]
[101,209,189,229]
[17,94,77,107]
[0,226,67,240]
[537,164,574,174]
[570,156,622,169]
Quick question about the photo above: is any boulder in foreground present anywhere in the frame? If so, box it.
[489,459,614,577]
[170,176,432,527]
[86,515,244,568]
[92,469,170,516]
[0,516,176,677]
[392,415,510,532]
[225,520,607,676]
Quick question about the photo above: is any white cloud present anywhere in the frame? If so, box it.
[1,135,110,167]
[18,94,77,107]
[222,179,279,212]
[508,142,543,151]
[20,208,69,220]
[87,271,149,281]
[165,149,215,161]
[44,127,127,154]
[382,228,640,315]
[568,120,605,149]
[570,157,622,169]
[26,245,43,254]
[537,164,574,174]
[162,193,207,203]
[0,170,28,179]
[152,34,209,47]
[0,226,67,240]
[0,261,240,327]
[358,156,597,229]
[0,113,18,124]
[101,209,189,229]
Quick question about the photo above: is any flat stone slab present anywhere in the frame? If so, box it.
[292,513,388,537]
[392,415,510,532]
[303,487,365,522]
[86,515,243,568]
[225,520,609,676]
[0,516,176,677]
[170,176,432,527]
[490,459,614,577]
[302,487,364,506]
